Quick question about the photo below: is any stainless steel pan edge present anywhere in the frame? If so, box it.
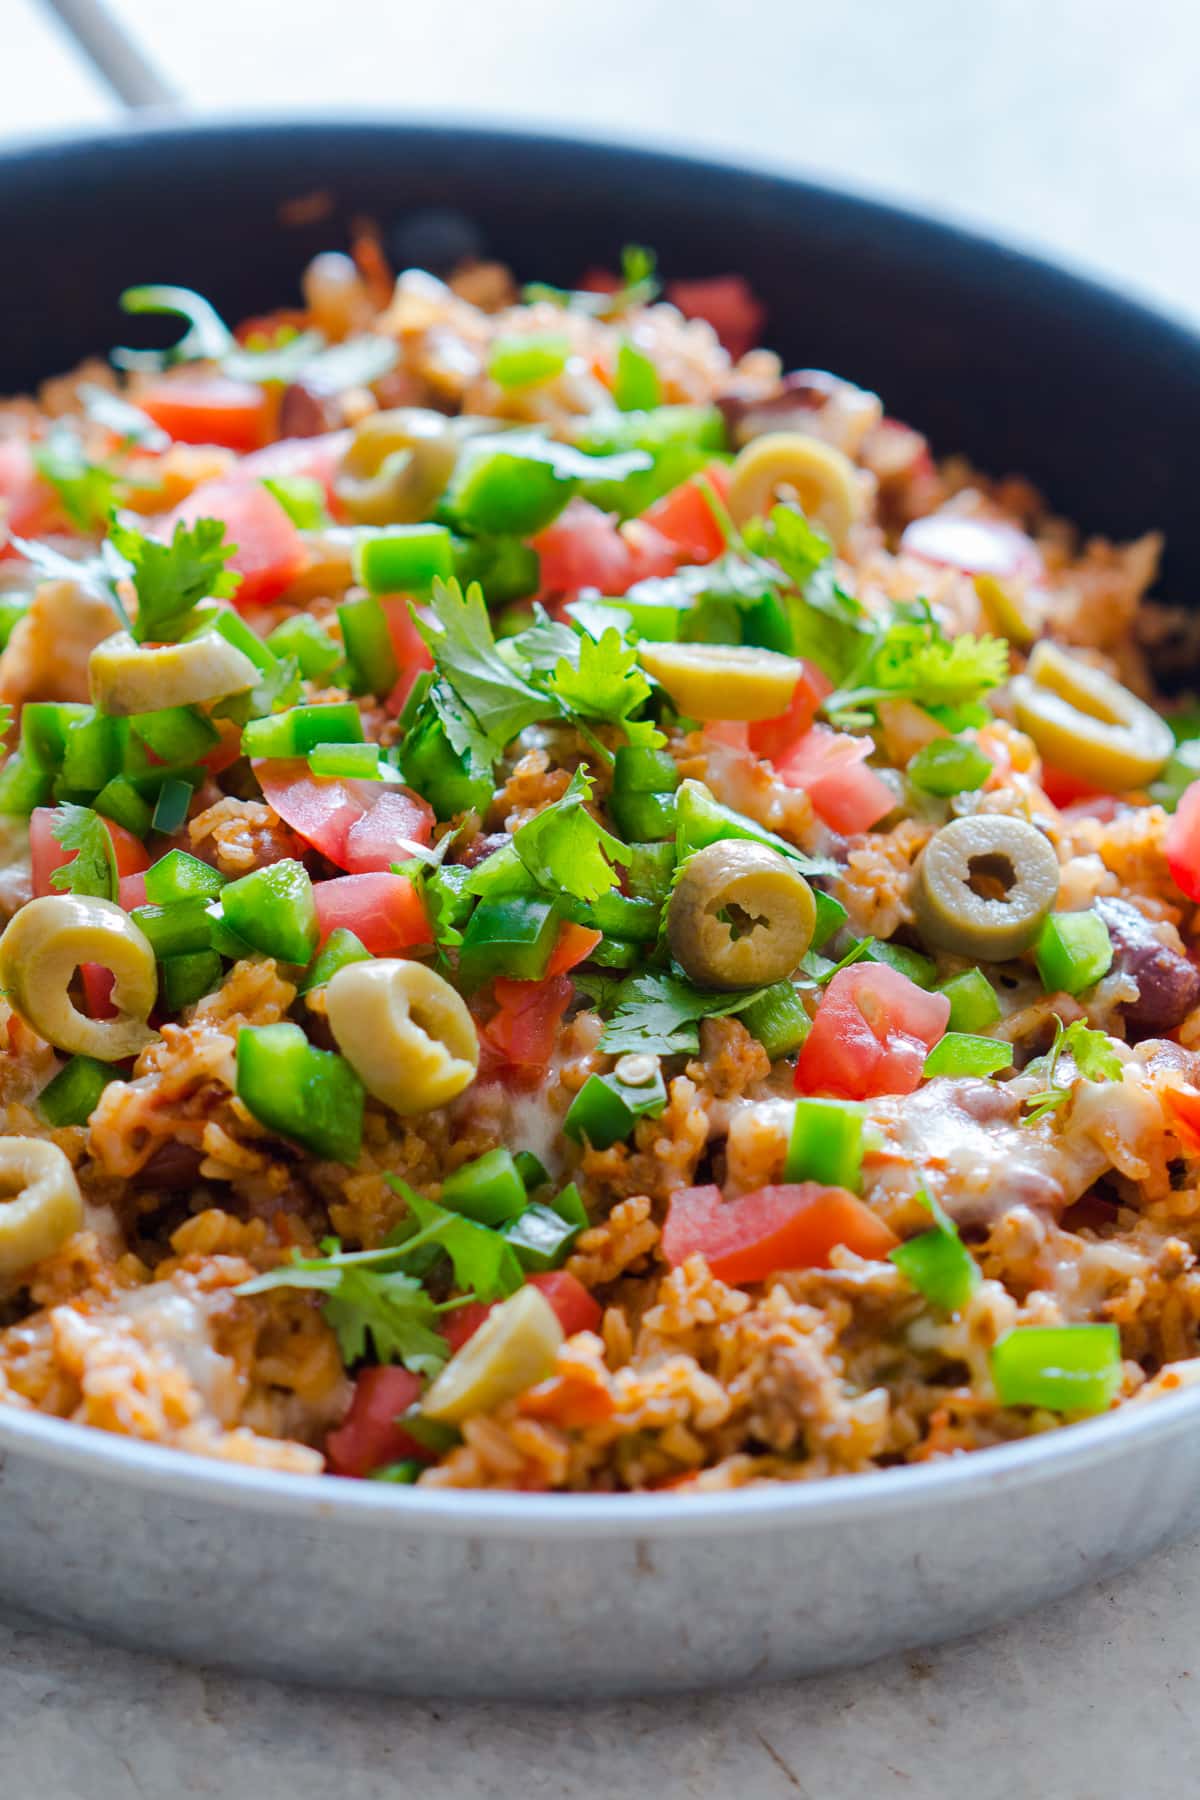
[2,1391,1198,1697]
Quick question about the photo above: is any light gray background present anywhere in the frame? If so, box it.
[3,1,1198,1792]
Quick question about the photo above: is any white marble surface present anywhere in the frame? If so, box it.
[4,1,1200,1790]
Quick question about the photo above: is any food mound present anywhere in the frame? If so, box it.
[0,238,1198,1493]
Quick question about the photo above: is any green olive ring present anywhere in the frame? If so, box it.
[914,814,1061,960]
[333,408,476,525]
[422,1285,564,1424]
[0,1136,84,1280]
[639,641,806,722]
[667,840,817,990]
[325,957,479,1115]
[725,431,865,547]
[89,630,260,716]
[1012,640,1173,792]
[0,895,158,1059]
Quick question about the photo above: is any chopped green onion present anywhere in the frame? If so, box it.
[265,613,342,681]
[144,849,226,906]
[990,1323,1122,1415]
[488,333,571,390]
[151,777,194,836]
[441,1149,528,1227]
[786,1097,864,1191]
[1035,910,1113,997]
[739,981,810,1058]
[937,968,1001,1034]
[613,339,662,412]
[242,701,364,760]
[219,859,318,964]
[889,1191,980,1312]
[354,525,454,595]
[907,737,993,796]
[922,1032,1013,1079]
[161,948,223,1011]
[236,1021,364,1164]
[338,594,400,696]
[38,1054,115,1127]
[299,926,371,994]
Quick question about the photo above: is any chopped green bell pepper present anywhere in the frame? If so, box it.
[236,1021,364,1164]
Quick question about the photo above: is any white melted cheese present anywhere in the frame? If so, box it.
[115,1283,242,1424]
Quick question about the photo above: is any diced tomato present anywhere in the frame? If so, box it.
[704,720,750,752]
[545,922,603,978]
[578,268,620,295]
[238,429,352,509]
[341,788,435,873]
[665,275,766,360]
[795,962,950,1101]
[747,662,833,761]
[1167,781,1200,903]
[483,974,574,1069]
[775,725,895,834]
[200,717,246,777]
[532,499,676,599]
[0,437,57,542]
[899,512,1043,582]
[662,1181,898,1284]
[520,1370,615,1427]
[312,872,430,955]
[1039,763,1114,812]
[80,963,117,1021]
[138,376,271,455]
[381,596,435,716]
[30,807,151,899]
[1165,1087,1200,1153]
[641,468,730,566]
[118,872,148,911]
[324,1366,430,1478]
[165,479,306,608]
[442,1270,601,1355]
[254,760,431,871]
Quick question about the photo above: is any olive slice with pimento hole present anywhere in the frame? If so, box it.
[913,814,1060,961]
[667,840,817,990]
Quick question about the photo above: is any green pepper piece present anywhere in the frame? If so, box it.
[400,712,492,818]
[612,745,680,796]
[38,1054,116,1127]
[590,890,661,943]
[1035,910,1113,997]
[501,1202,580,1271]
[937,968,1001,1034]
[242,701,364,760]
[488,334,571,391]
[922,1032,1013,1079]
[308,742,382,780]
[151,777,194,835]
[265,612,343,680]
[907,736,992,796]
[811,888,849,949]
[161,948,223,1011]
[610,788,677,843]
[613,339,661,412]
[220,859,319,964]
[144,849,226,907]
[990,1323,1121,1414]
[441,1148,528,1226]
[586,934,641,970]
[61,710,121,794]
[130,705,219,767]
[354,524,455,594]
[457,895,559,989]
[739,981,810,1058]
[93,776,153,838]
[236,1021,364,1164]
[449,535,540,606]
[563,1061,667,1150]
[338,594,400,696]
[867,940,937,989]
[623,840,676,906]
[514,1150,550,1194]
[889,1192,980,1312]
[299,926,371,994]
[786,1096,864,1191]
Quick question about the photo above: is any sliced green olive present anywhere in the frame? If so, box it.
[974,573,1036,649]
[89,630,259,716]
[333,408,469,525]
[325,958,479,1115]
[0,1137,84,1279]
[0,894,158,1059]
[421,1284,564,1423]
[1011,640,1173,792]
[667,840,816,990]
[725,432,865,546]
[639,641,805,722]
[914,814,1060,960]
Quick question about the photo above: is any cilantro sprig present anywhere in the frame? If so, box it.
[510,766,630,906]
[32,424,120,534]
[596,970,775,1057]
[48,806,119,901]
[823,597,1008,729]
[111,516,241,644]
[1022,1017,1122,1124]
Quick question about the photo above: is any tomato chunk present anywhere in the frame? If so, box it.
[1167,781,1200,903]
[483,974,574,1069]
[532,499,675,599]
[796,962,950,1100]
[254,760,430,871]
[442,1270,601,1354]
[1165,1087,1200,1153]
[341,788,435,873]
[237,429,353,508]
[662,1181,897,1284]
[138,376,270,455]
[30,807,150,899]
[544,921,603,978]
[641,469,729,566]
[0,438,57,541]
[665,275,766,360]
[312,872,430,955]
[324,1366,429,1477]
[381,596,436,716]
[165,478,306,608]
[775,725,895,833]
[746,663,833,762]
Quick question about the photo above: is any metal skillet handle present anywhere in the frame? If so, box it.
[38,0,179,110]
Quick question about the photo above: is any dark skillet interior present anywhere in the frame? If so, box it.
[3,118,1199,600]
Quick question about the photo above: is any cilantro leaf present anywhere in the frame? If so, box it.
[9,534,131,625]
[32,424,119,534]
[512,767,630,905]
[416,579,555,762]
[825,598,1008,722]
[598,970,774,1057]
[322,1268,450,1375]
[1022,1017,1122,1123]
[109,517,240,644]
[48,805,118,900]
[390,1182,524,1302]
[521,242,660,318]
[547,628,652,726]
[742,503,870,680]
